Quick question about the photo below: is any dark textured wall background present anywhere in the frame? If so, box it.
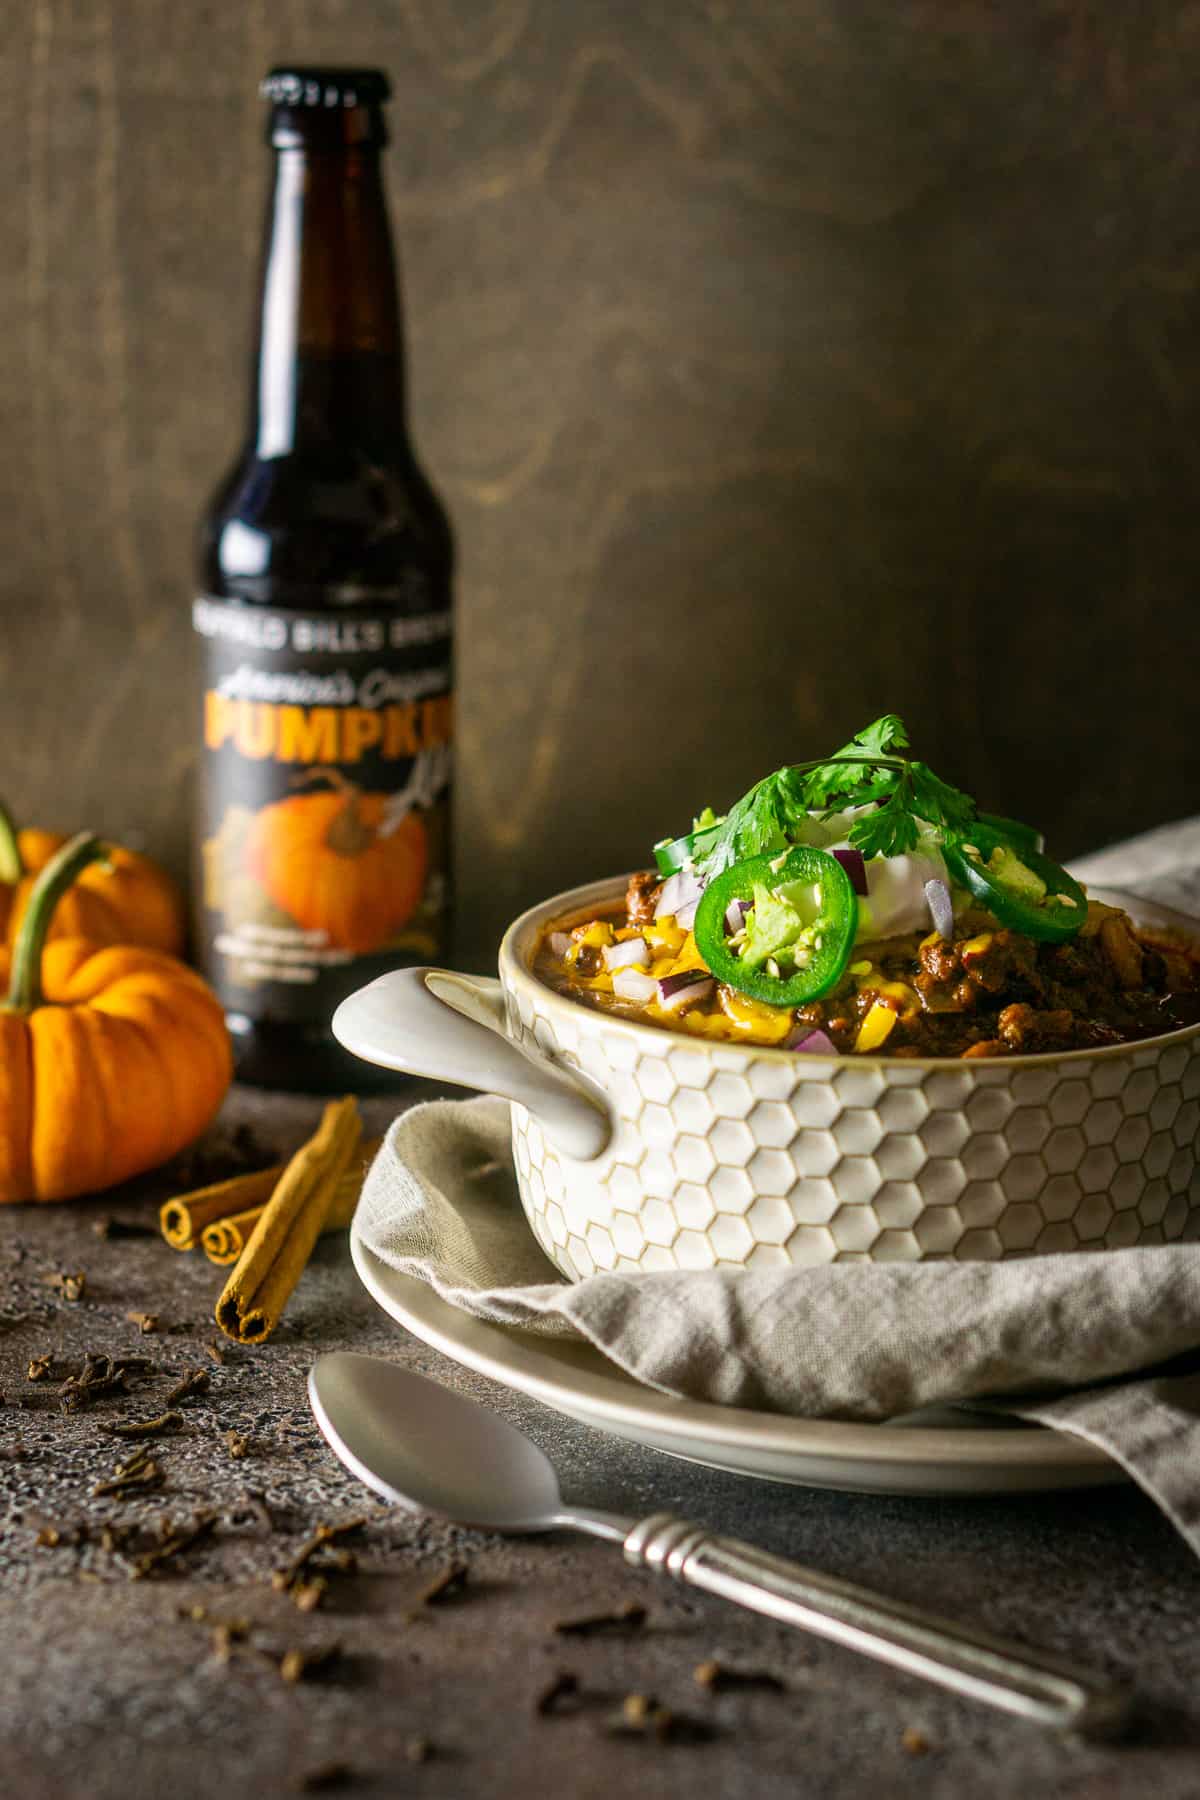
[1,1,1199,964]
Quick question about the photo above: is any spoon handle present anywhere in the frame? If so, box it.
[623,1513,1129,1737]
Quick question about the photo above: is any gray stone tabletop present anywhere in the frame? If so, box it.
[2,1084,1199,1800]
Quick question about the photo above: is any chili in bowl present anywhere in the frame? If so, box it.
[333,717,1200,1276]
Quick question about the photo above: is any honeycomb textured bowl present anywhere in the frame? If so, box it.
[500,878,1200,1277]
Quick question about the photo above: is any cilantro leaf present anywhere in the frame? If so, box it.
[801,715,911,808]
[687,716,980,880]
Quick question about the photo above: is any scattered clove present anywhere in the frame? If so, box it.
[27,1355,57,1383]
[604,1693,717,1745]
[225,1429,250,1460]
[901,1725,932,1756]
[416,1560,469,1607]
[44,1269,86,1302]
[205,1341,227,1366]
[291,1576,328,1614]
[554,1600,647,1638]
[108,1411,184,1441]
[99,1522,138,1554]
[164,1368,210,1407]
[211,1620,250,1663]
[535,1670,581,1716]
[58,1353,153,1414]
[273,1520,366,1594]
[279,1642,342,1684]
[130,1512,217,1579]
[126,1311,161,1334]
[92,1444,165,1498]
[693,1658,785,1694]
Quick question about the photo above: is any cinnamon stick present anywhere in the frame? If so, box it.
[215,1099,361,1344]
[199,1141,379,1266]
[161,1166,283,1250]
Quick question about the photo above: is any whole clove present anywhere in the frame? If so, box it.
[416,1560,469,1607]
[225,1429,250,1459]
[130,1512,217,1579]
[44,1269,86,1302]
[92,1445,165,1497]
[57,1352,153,1413]
[604,1693,718,1745]
[535,1670,581,1716]
[273,1519,366,1594]
[554,1600,647,1638]
[693,1658,785,1694]
[211,1620,250,1662]
[27,1355,57,1383]
[291,1576,328,1614]
[901,1725,932,1756]
[99,1522,138,1554]
[205,1341,227,1365]
[108,1411,184,1441]
[279,1642,342,1684]
[164,1368,210,1407]
[126,1311,161,1335]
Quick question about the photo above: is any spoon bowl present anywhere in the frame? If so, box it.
[309,1351,628,1537]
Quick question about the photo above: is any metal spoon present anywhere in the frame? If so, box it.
[308,1352,1130,1738]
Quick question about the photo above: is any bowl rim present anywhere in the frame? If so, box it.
[498,873,1200,1073]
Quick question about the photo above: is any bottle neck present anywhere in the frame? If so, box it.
[250,145,407,458]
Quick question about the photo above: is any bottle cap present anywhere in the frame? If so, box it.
[260,67,391,108]
[261,67,390,147]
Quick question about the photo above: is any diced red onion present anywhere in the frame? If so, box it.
[656,970,715,1013]
[602,937,651,972]
[655,868,705,922]
[832,848,868,897]
[724,897,750,935]
[924,878,954,941]
[674,897,700,930]
[612,967,658,1003]
[786,1027,838,1055]
[547,931,573,958]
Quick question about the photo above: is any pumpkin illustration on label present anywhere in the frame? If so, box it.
[243,769,429,954]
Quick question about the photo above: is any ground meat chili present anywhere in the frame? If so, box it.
[533,874,1200,1059]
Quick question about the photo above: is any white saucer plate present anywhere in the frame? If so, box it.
[350,1230,1124,1498]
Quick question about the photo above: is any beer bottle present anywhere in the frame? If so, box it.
[194,67,453,1090]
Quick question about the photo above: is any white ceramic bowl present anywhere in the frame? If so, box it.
[333,876,1200,1277]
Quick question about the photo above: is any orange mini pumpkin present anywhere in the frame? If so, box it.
[244,772,428,954]
[0,835,231,1204]
[0,802,185,956]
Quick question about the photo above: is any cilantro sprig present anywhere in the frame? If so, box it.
[689,715,979,877]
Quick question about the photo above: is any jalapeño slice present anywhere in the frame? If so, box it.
[942,827,1086,942]
[653,817,725,878]
[976,811,1045,857]
[694,847,858,1005]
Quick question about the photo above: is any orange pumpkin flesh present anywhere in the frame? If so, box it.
[0,836,231,1204]
[0,823,186,956]
[245,782,428,954]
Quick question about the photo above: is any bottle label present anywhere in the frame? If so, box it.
[193,596,452,1022]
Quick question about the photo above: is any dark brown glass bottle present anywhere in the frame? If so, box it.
[194,67,453,1091]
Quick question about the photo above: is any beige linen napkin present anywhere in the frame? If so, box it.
[355,818,1200,1553]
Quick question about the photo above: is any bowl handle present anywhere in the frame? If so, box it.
[331,967,613,1163]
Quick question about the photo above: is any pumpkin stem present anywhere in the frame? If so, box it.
[3,833,108,1014]
[290,766,353,795]
[323,789,375,857]
[0,799,22,885]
